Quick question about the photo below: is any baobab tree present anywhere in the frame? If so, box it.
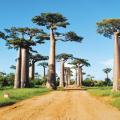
[29,54,48,80]
[96,19,120,91]
[64,67,73,86]
[56,53,73,87]
[0,27,45,88]
[103,68,112,80]
[70,58,90,87]
[103,68,112,86]
[71,66,78,85]
[38,62,48,78]
[32,13,83,89]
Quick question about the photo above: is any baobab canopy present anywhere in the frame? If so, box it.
[32,13,69,29]
[1,27,45,49]
[70,58,90,67]
[96,19,120,38]
[56,53,73,62]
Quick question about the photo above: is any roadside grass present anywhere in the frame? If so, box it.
[0,87,50,107]
[87,86,120,110]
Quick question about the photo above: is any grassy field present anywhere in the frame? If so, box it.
[0,87,50,107]
[87,87,120,110]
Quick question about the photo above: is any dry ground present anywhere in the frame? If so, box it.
[0,90,120,120]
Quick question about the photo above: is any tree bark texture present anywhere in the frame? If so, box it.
[14,47,21,88]
[47,29,56,89]
[113,32,120,91]
[21,47,29,88]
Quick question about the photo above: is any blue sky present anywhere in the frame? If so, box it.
[0,0,119,80]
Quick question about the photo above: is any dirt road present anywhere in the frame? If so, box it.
[0,90,120,120]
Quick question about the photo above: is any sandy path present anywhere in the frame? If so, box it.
[0,90,120,120]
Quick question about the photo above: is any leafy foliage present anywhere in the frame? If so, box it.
[32,13,69,29]
[56,53,73,62]
[1,27,45,49]
[30,54,48,63]
[103,68,112,74]
[64,31,83,42]
[96,19,120,38]
[70,58,90,67]
[38,62,48,68]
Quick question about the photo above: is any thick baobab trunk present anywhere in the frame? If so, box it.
[14,47,21,88]
[29,61,35,80]
[60,60,65,87]
[113,32,120,91]
[21,47,29,88]
[47,29,56,89]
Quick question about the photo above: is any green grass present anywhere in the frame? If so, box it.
[0,87,50,107]
[87,86,120,110]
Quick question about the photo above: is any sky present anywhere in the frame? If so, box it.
[0,0,119,80]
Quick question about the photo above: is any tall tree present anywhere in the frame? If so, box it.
[38,62,48,78]
[96,19,120,91]
[56,53,73,87]
[32,13,83,89]
[1,27,45,88]
[70,58,90,87]
[103,68,112,79]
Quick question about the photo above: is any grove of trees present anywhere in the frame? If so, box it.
[0,13,118,91]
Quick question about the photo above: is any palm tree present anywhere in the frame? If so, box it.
[1,27,45,88]
[70,58,90,87]
[32,13,83,89]
[38,62,48,78]
[103,68,112,79]
[96,19,120,91]
[56,53,73,87]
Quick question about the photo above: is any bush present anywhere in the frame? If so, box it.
[104,78,112,86]
[83,79,95,87]
[0,73,14,87]
[29,78,47,88]
[83,78,113,87]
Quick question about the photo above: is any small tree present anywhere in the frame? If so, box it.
[103,68,112,86]
[96,19,120,91]
[103,68,112,79]
[29,54,48,80]
[70,58,90,87]
[71,66,78,85]
[38,62,48,78]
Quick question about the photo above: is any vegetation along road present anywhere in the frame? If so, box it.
[0,90,120,120]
